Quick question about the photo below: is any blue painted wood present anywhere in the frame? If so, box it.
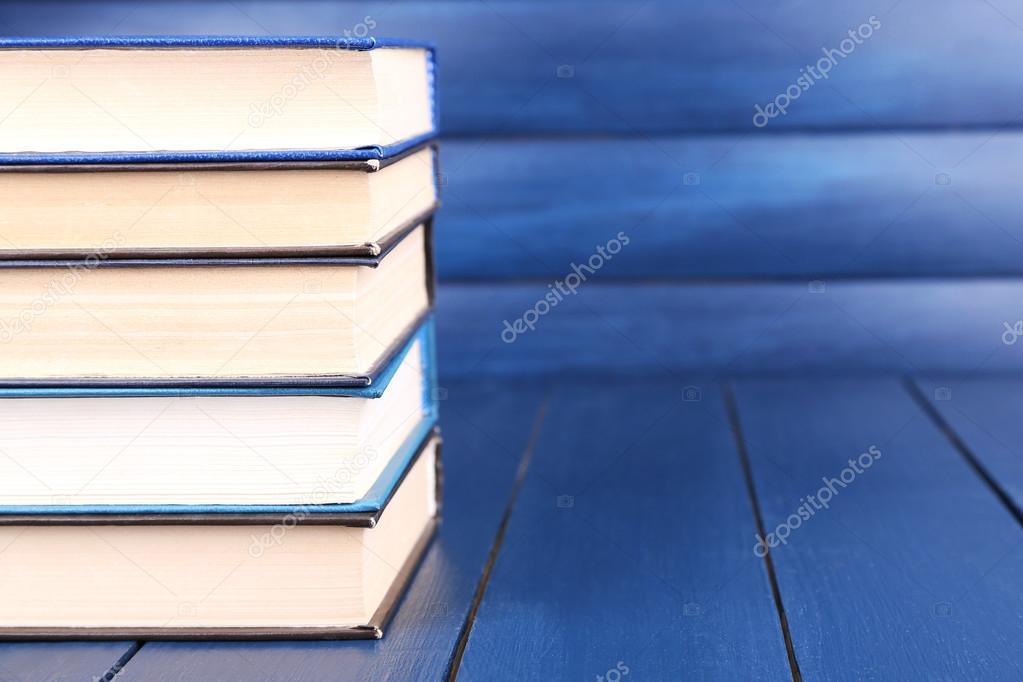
[456,380,791,680]
[732,379,1023,680]
[0,642,137,682]
[435,281,1023,378]
[917,377,1023,515]
[5,1,1023,134]
[115,378,547,681]
[438,132,1023,279]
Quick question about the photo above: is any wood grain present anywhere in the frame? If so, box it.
[732,379,1023,680]
[916,377,1023,517]
[456,380,791,679]
[438,133,1023,280]
[0,641,137,682]
[435,280,1023,378]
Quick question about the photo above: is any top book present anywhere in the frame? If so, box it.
[0,36,436,163]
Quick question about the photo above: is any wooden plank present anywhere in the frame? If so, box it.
[456,380,791,679]
[439,132,1023,280]
[6,1,1023,134]
[0,642,137,682]
[436,280,1023,378]
[114,378,548,681]
[916,377,1023,516]
[732,379,1023,680]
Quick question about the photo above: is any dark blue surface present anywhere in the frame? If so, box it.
[434,281,1023,378]
[457,381,791,680]
[917,377,1023,517]
[732,379,1023,680]
[4,374,1019,680]
[438,133,1023,280]
[0,642,137,682]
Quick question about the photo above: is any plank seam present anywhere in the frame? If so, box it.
[446,388,552,681]
[438,123,1023,141]
[439,275,1023,285]
[904,378,1023,526]
[722,382,803,682]
[95,641,142,681]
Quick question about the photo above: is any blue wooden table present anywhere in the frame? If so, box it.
[4,1,1023,679]
[6,363,1023,680]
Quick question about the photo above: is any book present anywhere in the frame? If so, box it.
[0,429,441,639]
[0,144,439,258]
[0,222,434,385]
[0,318,437,510]
[0,36,436,162]
[0,34,443,641]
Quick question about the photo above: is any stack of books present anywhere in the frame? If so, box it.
[0,36,441,639]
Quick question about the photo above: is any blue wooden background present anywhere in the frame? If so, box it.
[3,1,1023,680]
[7,0,1016,377]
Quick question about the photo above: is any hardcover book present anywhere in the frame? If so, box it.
[0,221,435,385]
[0,144,440,259]
[0,428,442,639]
[0,36,437,163]
[0,34,444,641]
[0,318,437,510]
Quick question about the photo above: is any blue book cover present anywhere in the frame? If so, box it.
[0,36,438,165]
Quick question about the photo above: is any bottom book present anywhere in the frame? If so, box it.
[0,429,441,640]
